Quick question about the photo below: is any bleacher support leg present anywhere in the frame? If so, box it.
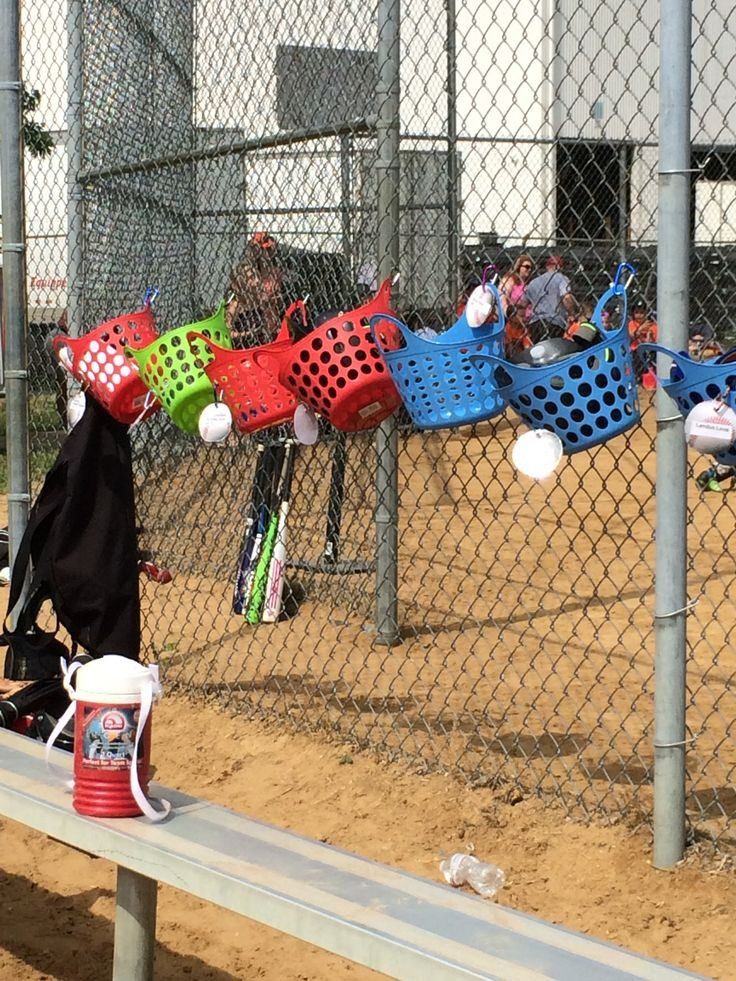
[112,866,158,981]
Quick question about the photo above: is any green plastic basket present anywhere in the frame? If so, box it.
[125,303,232,433]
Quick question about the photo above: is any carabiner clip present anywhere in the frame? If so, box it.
[612,262,636,290]
[481,263,498,289]
[142,286,160,309]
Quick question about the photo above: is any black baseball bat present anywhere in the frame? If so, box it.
[324,431,347,564]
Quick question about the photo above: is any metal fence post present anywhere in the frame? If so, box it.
[374,0,401,646]
[446,0,459,305]
[653,0,692,869]
[0,0,31,574]
[67,0,84,340]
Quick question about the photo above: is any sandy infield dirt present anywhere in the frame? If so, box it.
[1,697,735,980]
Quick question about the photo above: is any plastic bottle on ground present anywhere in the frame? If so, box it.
[439,852,506,899]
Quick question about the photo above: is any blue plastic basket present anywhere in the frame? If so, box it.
[468,264,640,454]
[637,342,736,465]
[368,283,506,430]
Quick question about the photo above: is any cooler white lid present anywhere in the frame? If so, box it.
[75,655,153,698]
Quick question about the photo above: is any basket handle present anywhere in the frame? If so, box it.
[636,342,697,385]
[374,276,394,308]
[368,313,419,355]
[186,330,224,357]
[465,351,521,392]
[277,298,308,343]
[250,349,284,383]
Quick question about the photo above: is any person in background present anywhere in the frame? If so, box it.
[524,254,578,343]
[695,462,736,493]
[627,298,658,383]
[226,231,284,348]
[499,254,534,357]
[564,296,601,349]
[53,309,70,429]
[627,298,658,352]
[688,323,723,361]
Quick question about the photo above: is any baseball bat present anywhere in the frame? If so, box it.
[241,442,286,613]
[324,431,347,564]
[233,443,268,614]
[232,443,276,614]
[261,442,298,622]
[246,442,293,624]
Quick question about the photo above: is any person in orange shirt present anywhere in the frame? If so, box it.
[628,298,658,351]
[628,299,658,383]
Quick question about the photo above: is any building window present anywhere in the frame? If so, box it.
[691,148,736,244]
[556,141,630,242]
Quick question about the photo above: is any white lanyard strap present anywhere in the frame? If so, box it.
[128,390,156,430]
[45,659,81,787]
[130,674,170,822]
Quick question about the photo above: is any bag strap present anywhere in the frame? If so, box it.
[5,508,45,634]
[5,468,77,657]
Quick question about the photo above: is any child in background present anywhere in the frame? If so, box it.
[627,298,658,383]
[628,298,658,351]
[564,297,601,349]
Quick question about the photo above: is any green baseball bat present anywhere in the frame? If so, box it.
[245,442,293,623]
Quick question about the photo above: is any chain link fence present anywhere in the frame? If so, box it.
[8,0,736,849]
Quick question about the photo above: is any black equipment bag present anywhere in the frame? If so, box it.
[3,392,140,680]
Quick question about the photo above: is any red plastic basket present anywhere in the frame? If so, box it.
[186,300,304,434]
[52,306,160,424]
[255,279,402,432]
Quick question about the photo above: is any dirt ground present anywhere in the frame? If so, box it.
[3,397,736,979]
[1,697,735,981]
[136,395,736,843]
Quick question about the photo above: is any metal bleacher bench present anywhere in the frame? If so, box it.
[0,730,705,981]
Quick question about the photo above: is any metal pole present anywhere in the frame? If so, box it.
[374,0,401,646]
[0,0,31,574]
[539,0,558,245]
[112,867,157,981]
[340,134,353,283]
[67,0,84,340]
[446,0,459,306]
[617,144,629,262]
[653,0,691,869]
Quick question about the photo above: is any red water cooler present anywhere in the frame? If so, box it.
[54,655,170,821]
